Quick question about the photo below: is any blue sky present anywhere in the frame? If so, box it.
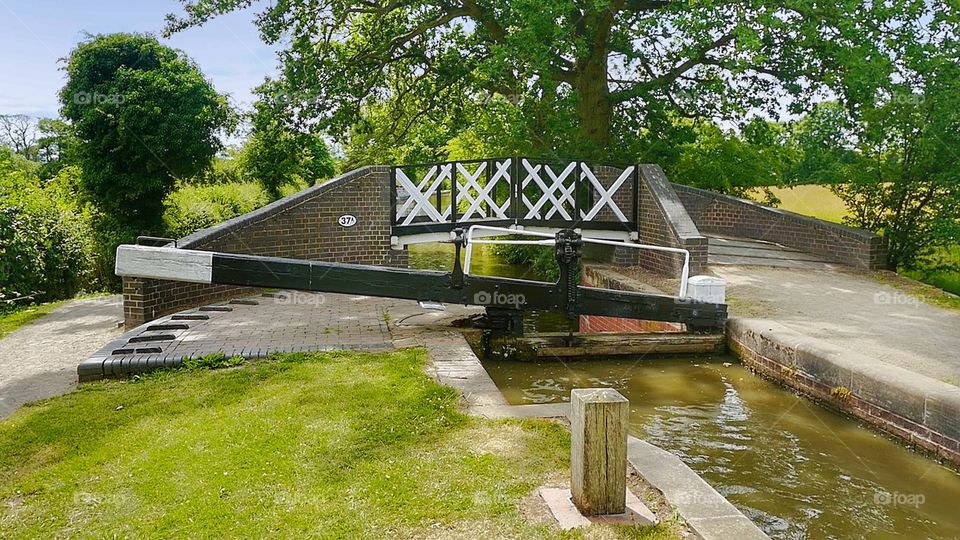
[0,0,277,117]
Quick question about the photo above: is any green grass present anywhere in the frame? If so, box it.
[902,245,960,297]
[0,349,677,539]
[876,271,960,313]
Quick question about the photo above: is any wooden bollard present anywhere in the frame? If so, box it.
[570,388,629,516]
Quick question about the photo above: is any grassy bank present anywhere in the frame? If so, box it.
[749,184,848,223]
[0,349,676,539]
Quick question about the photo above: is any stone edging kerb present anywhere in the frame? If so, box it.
[729,317,960,466]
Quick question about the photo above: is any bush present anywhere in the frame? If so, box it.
[491,242,561,282]
[0,155,96,306]
[163,181,271,238]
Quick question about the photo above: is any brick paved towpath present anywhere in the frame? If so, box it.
[4,291,480,418]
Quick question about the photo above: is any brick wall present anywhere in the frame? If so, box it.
[673,183,887,270]
[579,265,685,334]
[123,166,408,327]
[730,318,960,467]
[614,165,708,276]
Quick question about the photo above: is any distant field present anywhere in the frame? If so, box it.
[748,184,849,223]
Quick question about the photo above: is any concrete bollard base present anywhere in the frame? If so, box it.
[539,487,657,530]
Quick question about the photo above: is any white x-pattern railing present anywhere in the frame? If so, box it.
[393,157,636,231]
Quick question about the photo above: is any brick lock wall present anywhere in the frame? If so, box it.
[123,166,407,327]
[730,324,960,467]
[673,183,887,270]
[578,265,685,334]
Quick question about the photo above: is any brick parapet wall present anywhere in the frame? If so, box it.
[123,166,407,327]
[672,183,887,270]
[619,165,708,276]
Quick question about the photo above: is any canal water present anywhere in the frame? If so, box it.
[409,242,960,539]
[484,357,960,539]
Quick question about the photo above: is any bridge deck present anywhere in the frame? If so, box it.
[707,235,840,271]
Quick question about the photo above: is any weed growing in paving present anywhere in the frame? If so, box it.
[181,352,245,371]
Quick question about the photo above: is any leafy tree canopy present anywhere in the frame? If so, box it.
[833,59,960,271]
[240,91,335,198]
[167,0,958,160]
[60,33,232,232]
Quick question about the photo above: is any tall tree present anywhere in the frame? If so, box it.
[240,91,335,198]
[166,1,957,159]
[34,118,79,179]
[60,33,231,232]
[0,114,37,160]
[833,60,960,271]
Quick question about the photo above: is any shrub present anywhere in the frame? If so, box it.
[0,155,96,306]
[491,242,561,282]
[163,181,270,238]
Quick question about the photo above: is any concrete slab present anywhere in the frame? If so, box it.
[473,403,569,420]
[715,266,960,386]
[539,487,657,529]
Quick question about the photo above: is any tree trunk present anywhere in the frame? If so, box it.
[575,57,613,157]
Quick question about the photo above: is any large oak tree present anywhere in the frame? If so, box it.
[167,1,957,159]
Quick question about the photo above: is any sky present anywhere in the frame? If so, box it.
[0,0,277,118]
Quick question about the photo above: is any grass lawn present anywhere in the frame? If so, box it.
[903,245,960,297]
[0,349,677,539]
[749,184,849,223]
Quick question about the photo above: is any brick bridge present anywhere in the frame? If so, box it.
[122,158,886,327]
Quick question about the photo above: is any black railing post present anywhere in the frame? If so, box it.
[485,158,492,218]
[511,156,520,222]
[434,166,443,217]
[575,161,583,225]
